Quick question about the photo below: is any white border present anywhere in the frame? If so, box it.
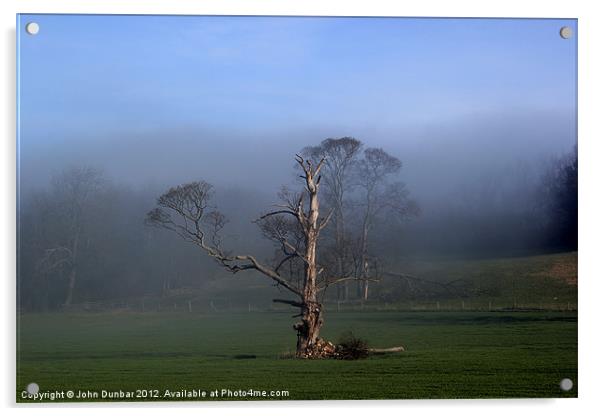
[2,1,601,415]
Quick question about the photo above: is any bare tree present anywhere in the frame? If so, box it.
[302,137,362,300]
[19,191,63,311]
[38,167,104,306]
[355,148,419,300]
[146,155,338,357]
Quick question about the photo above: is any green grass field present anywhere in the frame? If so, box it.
[17,310,577,402]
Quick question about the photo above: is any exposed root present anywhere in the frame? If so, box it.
[297,338,337,359]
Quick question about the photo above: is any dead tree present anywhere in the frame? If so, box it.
[146,155,338,357]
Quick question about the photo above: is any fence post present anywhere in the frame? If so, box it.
[188,300,192,313]
[461,300,465,311]
[436,301,440,311]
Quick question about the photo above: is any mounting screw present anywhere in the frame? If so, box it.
[559,26,572,39]
[560,378,573,391]
[26,383,39,395]
[25,22,40,35]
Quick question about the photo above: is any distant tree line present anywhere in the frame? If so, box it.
[17,141,577,312]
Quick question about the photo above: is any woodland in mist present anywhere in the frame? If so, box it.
[17,137,577,314]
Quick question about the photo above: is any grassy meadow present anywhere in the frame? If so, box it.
[17,309,577,401]
[16,252,578,402]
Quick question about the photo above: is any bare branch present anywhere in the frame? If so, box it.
[318,208,334,231]
[314,157,326,176]
[317,276,379,291]
[147,181,303,298]
[232,255,302,296]
[257,210,298,220]
[274,254,297,273]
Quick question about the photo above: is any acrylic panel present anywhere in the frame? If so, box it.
[16,14,577,402]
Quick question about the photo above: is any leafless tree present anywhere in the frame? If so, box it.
[39,167,104,306]
[146,155,346,357]
[355,148,419,299]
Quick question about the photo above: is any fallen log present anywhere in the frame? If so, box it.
[368,346,405,354]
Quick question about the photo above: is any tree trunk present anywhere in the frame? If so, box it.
[295,300,323,356]
[296,231,322,356]
[295,162,324,357]
[64,268,77,306]
[64,231,80,307]
[359,210,370,301]
[334,206,347,302]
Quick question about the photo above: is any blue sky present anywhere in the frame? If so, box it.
[18,15,577,133]
[17,15,577,192]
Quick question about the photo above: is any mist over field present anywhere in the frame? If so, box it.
[17,15,577,310]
